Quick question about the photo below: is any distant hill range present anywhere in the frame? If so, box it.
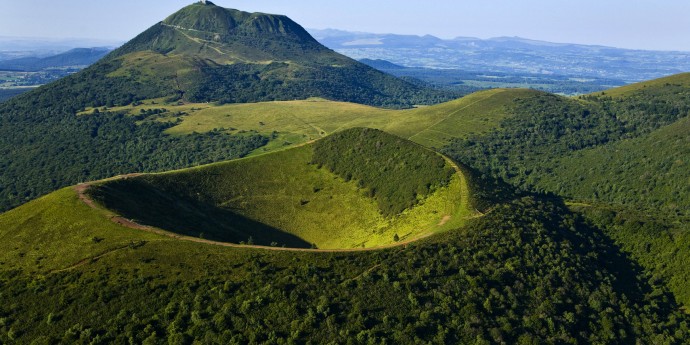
[310,29,690,82]
[358,58,406,70]
[0,36,120,60]
[0,47,111,71]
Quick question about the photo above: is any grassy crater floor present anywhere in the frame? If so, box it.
[85,133,473,249]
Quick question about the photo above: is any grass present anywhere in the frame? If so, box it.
[86,137,474,250]
[0,188,157,273]
[5,193,687,344]
[4,85,537,261]
[84,88,539,154]
[108,51,195,79]
[592,72,690,98]
[403,89,538,147]
[312,128,456,216]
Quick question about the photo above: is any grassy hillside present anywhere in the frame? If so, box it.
[0,172,688,343]
[0,187,158,273]
[172,88,536,148]
[92,88,536,151]
[86,129,471,249]
[595,72,690,98]
[542,116,690,307]
[115,2,328,63]
[0,103,268,213]
[444,79,690,199]
[312,128,455,216]
[1,2,689,342]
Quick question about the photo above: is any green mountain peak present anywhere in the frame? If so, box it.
[160,3,317,45]
[91,2,443,107]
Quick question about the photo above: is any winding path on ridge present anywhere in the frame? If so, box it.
[73,155,483,254]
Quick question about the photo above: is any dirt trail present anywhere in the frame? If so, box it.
[75,183,96,209]
[437,215,452,226]
[77,174,142,209]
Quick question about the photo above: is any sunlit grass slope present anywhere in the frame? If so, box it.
[89,88,540,153]
[592,72,690,98]
[87,129,473,249]
[0,188,158,273]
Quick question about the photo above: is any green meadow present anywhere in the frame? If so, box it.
[87,88,539,153]
[0,188,159,273]
[593,72,690,98]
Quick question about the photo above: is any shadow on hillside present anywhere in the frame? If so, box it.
[520,191,683,326]
[548,198,655,300]
[457,161,684,332]
[86,178,312,248]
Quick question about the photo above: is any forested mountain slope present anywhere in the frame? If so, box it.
[442,73,690,306]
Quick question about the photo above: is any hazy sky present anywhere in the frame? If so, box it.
[1,0,689,51]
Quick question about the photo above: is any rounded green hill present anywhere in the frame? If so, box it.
[85,128,474,249]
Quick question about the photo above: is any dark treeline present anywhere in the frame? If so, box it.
[0,88,31,103]
[577,203,690,308]
[187,62,458,109]
[0,33,458,213]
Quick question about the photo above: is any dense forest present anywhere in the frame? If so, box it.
[312,128,455,216]
[1,172,688,344]
[442,79,690,308]
[187,61,456,109]
[1,2,689,342]
[105,3,457,109]
[576,204,690,309]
